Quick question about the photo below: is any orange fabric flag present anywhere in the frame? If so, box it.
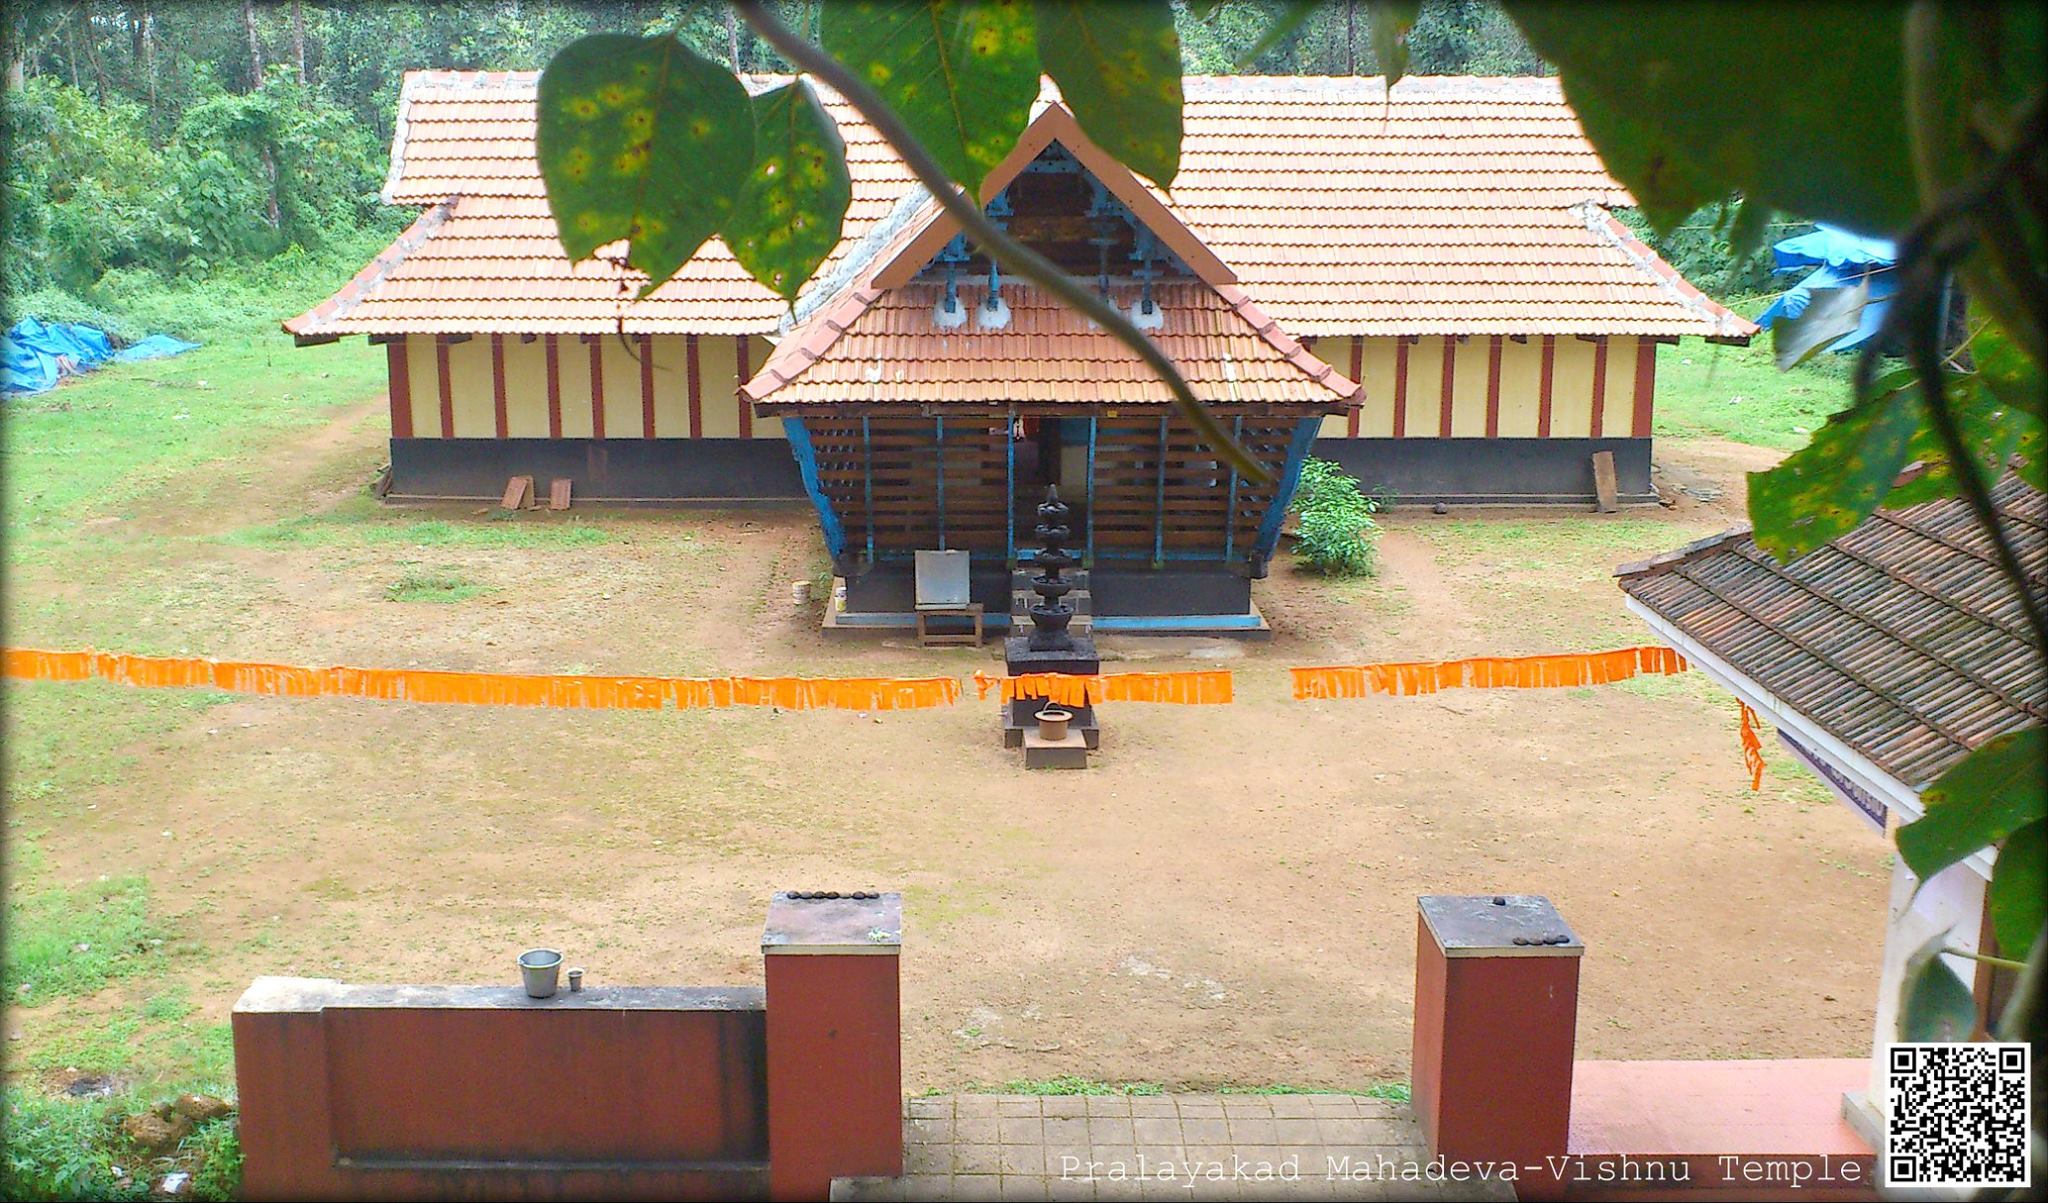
[1739,701,1766,791]
[1291,646,1688,699]
[3,647,959,713]
[972,669,1233,705]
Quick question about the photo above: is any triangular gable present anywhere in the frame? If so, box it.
[742,102,1361,410]
[870,102,1237,292]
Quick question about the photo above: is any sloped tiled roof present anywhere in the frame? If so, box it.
[286,70,1756,342]
[745,280,1360,410]
[1616,477,2047,788]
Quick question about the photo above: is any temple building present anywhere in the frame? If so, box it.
[287,71,1754,628]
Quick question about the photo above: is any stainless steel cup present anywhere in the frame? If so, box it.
[519,948,563,998]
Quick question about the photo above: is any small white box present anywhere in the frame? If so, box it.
[913,549,971,609]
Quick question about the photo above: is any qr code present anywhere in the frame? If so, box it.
[1886,1042,2031,1188]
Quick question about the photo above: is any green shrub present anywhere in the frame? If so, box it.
[0,1091,149,1202]
[1288,457,1381,577]
[0,1091,242,1203]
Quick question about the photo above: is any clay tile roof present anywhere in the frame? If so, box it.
[1616,476,2048,787]
[288,70,1756,341]
[744,279,1362,410]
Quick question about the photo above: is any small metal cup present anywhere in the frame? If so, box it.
[518,948,563,998]
[567,967,585,993]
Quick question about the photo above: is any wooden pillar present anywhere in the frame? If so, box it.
[763,891,902,1201]
[1412,894,1582,1200]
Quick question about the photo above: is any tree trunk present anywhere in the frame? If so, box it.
[291,0,306,84]
[243,0,263,89]
[6,56,24,92]
[260,144,282,229]
[79,6,111,97]
[141,3,155,108]
[1346,0,1357,75]
[724,5,741,70]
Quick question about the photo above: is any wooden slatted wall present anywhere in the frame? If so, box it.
[803,411,1305,561]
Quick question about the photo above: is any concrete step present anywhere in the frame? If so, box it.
[1022,731,1089,769]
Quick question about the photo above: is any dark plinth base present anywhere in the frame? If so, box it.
[388,437,805,502]
[1310,436,1657,506]
[1002,700,1100,750]
[1004,637,1099,677]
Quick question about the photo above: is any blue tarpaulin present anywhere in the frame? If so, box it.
[1,317,198,397]
[1754,224,1898,354]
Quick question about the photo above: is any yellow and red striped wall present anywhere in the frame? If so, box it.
[378,332,1655,447]
[382,333,782,442]
[1306,334,1658,441]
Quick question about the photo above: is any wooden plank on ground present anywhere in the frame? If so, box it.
[1591,451,1619,513]
[548,478,572,511]
[501,475,533,511]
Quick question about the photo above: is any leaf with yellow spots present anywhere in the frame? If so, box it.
[820,0,1040,196]
[1745,369,1928,562]
[722,81,852,302]
[536,34,755,294]
[1033,0,1182,188]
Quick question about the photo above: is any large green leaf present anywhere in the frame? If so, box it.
[1976,324,2048,493]
[1370,2,1422,87]
[1884,375,2031,507]
[1505,1,1918,237]
[1545,69,1721,232]
[1898,930,1978,1042]
[1033,0,1182,187]
[1988,819,2047,960]
[1232,1,1316,71]
[721,81,851,301]
[1746,370,1923,561]
[1897,727,2048,882]
[536,34,756,294]
[820,0,1040,196]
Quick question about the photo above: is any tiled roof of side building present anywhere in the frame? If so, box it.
[745,280,1362,410]
[286,71,1757,342]
[1615,476,2047,788]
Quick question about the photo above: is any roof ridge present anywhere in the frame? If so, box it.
[281,198,458,340]
[1576,202,1759,342]
[1613,524,1755,578]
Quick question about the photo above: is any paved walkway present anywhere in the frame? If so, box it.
[835,1093,1516,1200]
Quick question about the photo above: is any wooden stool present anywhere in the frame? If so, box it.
[915,603,983,647]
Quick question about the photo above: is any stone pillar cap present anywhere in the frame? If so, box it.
[1419,894,1583,958]
[763,890,902,955]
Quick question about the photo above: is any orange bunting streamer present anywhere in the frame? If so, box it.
[2,647,959,712]
[1290,645,1688,700]
[971,669,1234,706]
[1738,701,1766,791]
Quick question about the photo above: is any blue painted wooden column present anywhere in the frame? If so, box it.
[784,417,846,560]
[1252,416,1323,562]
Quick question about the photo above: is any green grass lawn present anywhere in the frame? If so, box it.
[1653,297,1858,451]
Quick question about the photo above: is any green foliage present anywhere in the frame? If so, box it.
[1897,932,1978,1042]
[819,0,1042,195]
[537,34,756,294]
[725,81,853,299]
[1288,457,1381,577]
[1896,728,2045,885]
[0,1091,150,1203]
[386,569,494,604]
[981,1075,1166,1096]
[1035,0,1184,187]
[0,1090,242,1203]
[3,869,164,1003]
[1507,1,1917,235]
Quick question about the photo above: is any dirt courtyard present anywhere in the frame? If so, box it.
[4,403,1892,1092]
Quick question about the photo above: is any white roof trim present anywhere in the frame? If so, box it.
[1626,596,1994,881]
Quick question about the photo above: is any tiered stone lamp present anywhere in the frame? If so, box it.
[1003,487,1098,768]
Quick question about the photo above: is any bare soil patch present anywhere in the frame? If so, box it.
[5,423,1888,1091]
